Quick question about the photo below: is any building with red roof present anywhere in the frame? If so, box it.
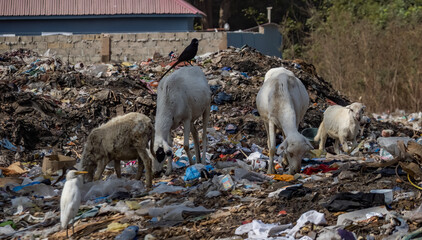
[0,0,205,35]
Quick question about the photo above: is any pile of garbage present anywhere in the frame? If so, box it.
[1,47,422,239]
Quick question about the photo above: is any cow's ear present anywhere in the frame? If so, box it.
[277,140,288,155]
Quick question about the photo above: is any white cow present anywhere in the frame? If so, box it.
[154,66,211,175]
[256,67,313,174]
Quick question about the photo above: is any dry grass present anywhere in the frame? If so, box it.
[305,12,422,113]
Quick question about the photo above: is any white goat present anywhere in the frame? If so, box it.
[314,102,365,154]
[256,67,313,174]
[81,112,154,187]
[154,66,211,175]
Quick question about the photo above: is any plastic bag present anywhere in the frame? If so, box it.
[149,184,186,194]
[212,174,234,191]
[82,176,144,201]
[377,137,413,157]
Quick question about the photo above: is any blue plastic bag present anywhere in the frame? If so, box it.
[184,166,201,181]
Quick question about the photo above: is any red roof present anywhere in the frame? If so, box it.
[0,0,205,17]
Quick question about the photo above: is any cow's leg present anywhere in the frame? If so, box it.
[201,106,210,164]
[183,120,194,165]
[190,123,201,164]
[267,121,276,174]
[165,137,174,176]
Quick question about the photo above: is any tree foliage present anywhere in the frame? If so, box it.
[305,0,422,112]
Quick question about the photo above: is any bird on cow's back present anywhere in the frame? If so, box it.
[158,38,199,81]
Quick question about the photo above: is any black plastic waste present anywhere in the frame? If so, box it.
[337,229,356,240]
[278,185,312,200]
[214,92,232,105]
[323,192,385,212]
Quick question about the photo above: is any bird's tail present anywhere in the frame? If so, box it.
[158,60,180,81]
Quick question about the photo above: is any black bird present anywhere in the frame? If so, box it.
[158,38,199,81]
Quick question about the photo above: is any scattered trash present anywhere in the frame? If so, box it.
[225,124,238,134]
[235,220,292,239]
[0,47,420,239]
[370,189,393,205]
[324,192,386,212]
[302,164,338,175]
[214,92,232,105]
[0,162,27,176]
[148,201,214,221]
[83,176,145,201]
[206,190,222,198]
[149,184,186,194]
[377,137,413,157]
[183,164,213,181]
[42,154,76,175]
[114,225,139,240]
[284,210,326,238]
[336,206,389,225]
[0,138,19,151]
[213,174,234,191]
[267,174,295,182]
[107,222,130,232]
[277,185,312,200]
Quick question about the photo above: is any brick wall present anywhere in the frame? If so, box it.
[0,32,227,63]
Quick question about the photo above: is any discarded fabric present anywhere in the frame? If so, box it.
[323,192,385,212]
[302,164,338,175]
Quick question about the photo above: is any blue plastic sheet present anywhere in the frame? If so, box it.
[183,165,214,181]
[12,181,41,192]
[184,166,201,181]
[0,138,18,151]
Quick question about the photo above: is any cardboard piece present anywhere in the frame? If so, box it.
[42,154,76,175]
[0,162,28,176]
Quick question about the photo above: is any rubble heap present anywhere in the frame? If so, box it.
[0,47,421,240]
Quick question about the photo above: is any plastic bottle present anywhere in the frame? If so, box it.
[114,225,139,240]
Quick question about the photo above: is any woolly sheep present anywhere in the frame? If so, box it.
[154,66,211,175]
[256,67,313,174]
[81,112,154,187]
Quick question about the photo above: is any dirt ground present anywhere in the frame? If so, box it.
[1,47,422,239]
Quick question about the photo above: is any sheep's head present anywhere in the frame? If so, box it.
[80,152,96,182]
[277,134,313,174]
[346,102,365,122]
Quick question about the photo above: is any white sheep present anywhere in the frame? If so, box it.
[314,102,365,154]
[81,112,154,187]
[256,67,313,174]
[154,66,211,175]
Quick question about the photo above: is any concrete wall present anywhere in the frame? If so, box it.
[227,24,282,58]
[0,32,228,63]
[0,15,196,35]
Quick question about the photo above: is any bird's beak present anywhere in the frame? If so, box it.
[75,171,88,175]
